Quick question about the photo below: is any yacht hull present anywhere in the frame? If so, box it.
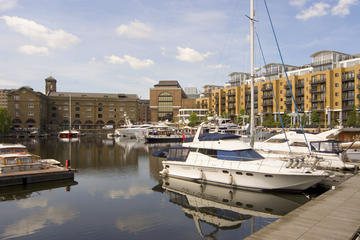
[161,161,327,191]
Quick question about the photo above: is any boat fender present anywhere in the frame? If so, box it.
[160,168,169,176]
[291,158,299,168]
[297,158,304,168]
[286,158,293,168]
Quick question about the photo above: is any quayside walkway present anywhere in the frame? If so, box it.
[247,174,360,240]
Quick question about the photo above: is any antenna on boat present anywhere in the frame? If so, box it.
[249,0,255,147]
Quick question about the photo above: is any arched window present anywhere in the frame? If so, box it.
[158,92,173,121]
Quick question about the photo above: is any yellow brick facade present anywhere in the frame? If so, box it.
[197,64,360,127]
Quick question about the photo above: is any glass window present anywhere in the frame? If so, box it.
[217,149,264,161]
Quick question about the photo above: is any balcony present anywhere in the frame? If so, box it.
[342,85,354,91]
[285,99,292,105]
[358,74,360,80]
[296,83,304,88]
[261,85,273,91]
[285,91,292,97]
[295,91,304,96]
[311,78,326,85]
[227,91,235,96]
[311,59,332,67]
[311,98,324,103]
[263,102,273,107]
[343,105,353,111]
[342,76,355,82]
[262,94,273,99]
[342,95,354,101]
[295,99,304,105]
[228,97,236,103]
[311,88,325,94]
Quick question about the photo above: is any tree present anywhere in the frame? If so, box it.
[0,107,12,134]
[282,112,291,128]
[188,112,200,127]
[345,107,358,127]
[311,111,320,126]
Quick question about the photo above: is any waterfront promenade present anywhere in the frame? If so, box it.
[247,173,360,240]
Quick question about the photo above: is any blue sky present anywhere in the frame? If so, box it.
[0,0,359,98]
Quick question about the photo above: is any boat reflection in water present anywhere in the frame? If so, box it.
[0,180,78,201]
[158,177,310,238]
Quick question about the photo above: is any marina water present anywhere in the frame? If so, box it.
[0,136,324,240]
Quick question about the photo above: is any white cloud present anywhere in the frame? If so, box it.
[107,186,152,199]
[208,64,230,69]
[2,206,78,239]
[1,16,80,48]
[116,20,152,39]
[89,57,96,64]
[105,55,154,69]
[17,197,48,208]
[105,55,125,64]
[18,45,49,55]
[176,47,213,62]
[331,0,358,16]
[160,47,166,56]
[0,0,17,11]
[143,77,157,85]
[123,55,154,69]
[289,0,308,7]
[296,2,331,20]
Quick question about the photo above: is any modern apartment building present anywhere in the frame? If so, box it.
[5,76,146,131]
[196,50,360,127]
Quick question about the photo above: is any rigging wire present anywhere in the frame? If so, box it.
[255,31,291,152]
[263,0,311,154]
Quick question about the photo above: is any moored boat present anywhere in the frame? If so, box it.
[159,125,329,192]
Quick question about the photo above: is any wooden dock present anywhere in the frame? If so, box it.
[0,167,75,187]
[247,174,360,240]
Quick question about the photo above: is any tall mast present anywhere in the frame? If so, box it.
[250,0,255,147]
[69,94,72,131]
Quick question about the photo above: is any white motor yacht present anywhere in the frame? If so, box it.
[159,125,328,191]
[254,129,354,170]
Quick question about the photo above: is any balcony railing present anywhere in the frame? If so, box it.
[342,95,354,101]
[311,88,325,93]
[342,76,355,82]
[311,59,332,67]
[262,95,273,99]
[342,86,354,91]
[311,98,324,103]
[311,78,326,85]
[342,105,353,111]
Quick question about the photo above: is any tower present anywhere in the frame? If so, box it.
[45,76,57,95]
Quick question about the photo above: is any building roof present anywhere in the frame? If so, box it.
[310,50,351,58]
[48,92,138,99]
[45,76,57,81]
[154,80,181,88]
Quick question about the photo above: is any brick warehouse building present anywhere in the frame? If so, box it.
[150,81,196,122]
[5,76,150,131]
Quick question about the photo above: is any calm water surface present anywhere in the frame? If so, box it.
[0,136,312,239]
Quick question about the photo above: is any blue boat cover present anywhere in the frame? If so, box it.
[198,133,240,141]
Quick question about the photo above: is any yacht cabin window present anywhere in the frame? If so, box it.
[310,141,340,153]
[266,138,287,143]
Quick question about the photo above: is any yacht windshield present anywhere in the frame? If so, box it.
[217,149,264,161]
[266,138,287,143]
[310,141,341,153]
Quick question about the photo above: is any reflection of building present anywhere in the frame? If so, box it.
[196,50,360,127]
[5,76,145,131]
[150,81,196,122]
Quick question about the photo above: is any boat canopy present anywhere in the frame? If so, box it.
[198,133,240,141]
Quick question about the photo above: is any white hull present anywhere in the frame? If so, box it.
[162,152,327,191]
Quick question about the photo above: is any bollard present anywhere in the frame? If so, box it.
[65,160,68,169]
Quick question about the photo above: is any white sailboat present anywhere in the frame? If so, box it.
[58,94,80,141]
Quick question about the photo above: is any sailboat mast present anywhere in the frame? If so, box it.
[69,94,72,132]
[250,0,255,147]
